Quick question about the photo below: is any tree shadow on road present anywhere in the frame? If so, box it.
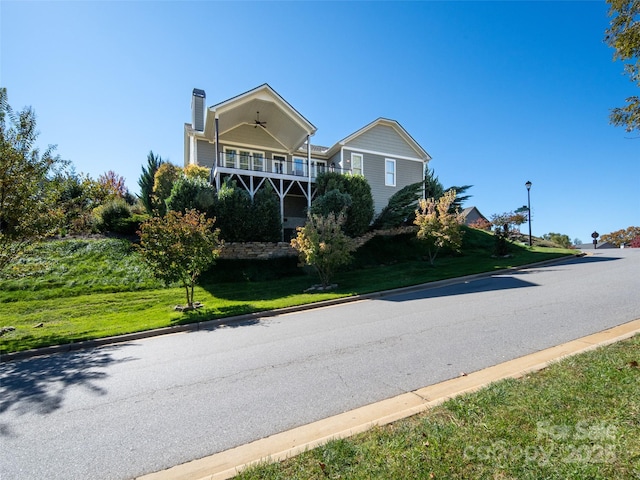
[380,276,538,302]
[0,345,137,434]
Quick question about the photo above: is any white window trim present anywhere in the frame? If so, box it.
[311,159,327,177]
[385,158,396,187]
[223,146,265,170]
[292,156,307,177]
[272,154,286,174]
[351,152,363,176]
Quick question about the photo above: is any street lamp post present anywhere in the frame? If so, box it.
[525,181,532,246]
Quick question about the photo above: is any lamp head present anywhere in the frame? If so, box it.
[525,181,532,190]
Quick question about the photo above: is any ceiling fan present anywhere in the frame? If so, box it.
[253,111,267,128]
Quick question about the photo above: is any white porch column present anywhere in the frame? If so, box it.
[214,116,220,190]
[307,135,311,211]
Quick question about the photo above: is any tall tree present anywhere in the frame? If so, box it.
[605,0,640,134]
[372,181,423,229]
[138,151,164,215]
[0,88,64,275]
[423,166,444,200]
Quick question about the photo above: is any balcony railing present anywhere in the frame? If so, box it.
[217,151,350,177]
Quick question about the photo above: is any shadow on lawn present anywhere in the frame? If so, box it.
[0,345,136,434]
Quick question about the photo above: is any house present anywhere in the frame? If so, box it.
[461,206,490,229]
[184,84,431,239]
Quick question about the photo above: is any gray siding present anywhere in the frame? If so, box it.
[196,140,216,168]
[345,124,418,159]
[345,149,423,213]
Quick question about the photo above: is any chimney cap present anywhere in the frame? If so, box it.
[192,88,206,98]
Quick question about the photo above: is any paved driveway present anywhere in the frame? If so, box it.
[1,249,638,480]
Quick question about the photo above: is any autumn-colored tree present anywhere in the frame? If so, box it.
[414,189,464,266]
[291,212,355,288]
[605,0,640,133]
[600,226,640,246]
[98,170,128,199]
[183,164,211,181]
[137,209,221,308]
[489,211,528,255]
[0,88,64,274]
[468,217,491,231]
[151,162,181,216]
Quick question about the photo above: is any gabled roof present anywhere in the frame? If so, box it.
[326,118,431,161]
[204,84,317,153]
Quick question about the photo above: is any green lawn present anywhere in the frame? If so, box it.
[0,230,575,354]
[235,334,640,479]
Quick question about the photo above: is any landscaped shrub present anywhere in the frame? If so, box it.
[250,184,282,242]
[93,199,132,233]
[166,176,216,216]
[314,172,374,237]
[214,179,253,242]
[310,189,352,217]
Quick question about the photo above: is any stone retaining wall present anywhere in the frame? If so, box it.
[219,226,418,260]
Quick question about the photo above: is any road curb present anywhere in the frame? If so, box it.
[0,254,583,363]
[137,317,640,480]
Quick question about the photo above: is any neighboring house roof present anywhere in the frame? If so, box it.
[461,206,489,226]
[325,117,432,162]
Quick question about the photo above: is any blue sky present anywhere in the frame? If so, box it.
[2,1,638,243]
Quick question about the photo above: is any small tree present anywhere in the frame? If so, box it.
[490,211,527,255]
[137,209,221,308]
[541,232,572,248]
[291,212,355,288]
[414,190,464,266]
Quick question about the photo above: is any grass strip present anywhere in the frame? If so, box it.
[235,334,640,479]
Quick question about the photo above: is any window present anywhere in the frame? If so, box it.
[352,153,363,176]
[239,151,250,170]
[253,152,264,171]
[312,160,326,177]
[224,148,237,168]
[272,155,286,174]
[293,157,306,176]
[385,159,396,186]
[223,147,265,171]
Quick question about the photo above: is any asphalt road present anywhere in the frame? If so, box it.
[1,249,639,480]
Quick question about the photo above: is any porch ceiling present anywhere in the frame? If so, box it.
[206,85,316,154]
